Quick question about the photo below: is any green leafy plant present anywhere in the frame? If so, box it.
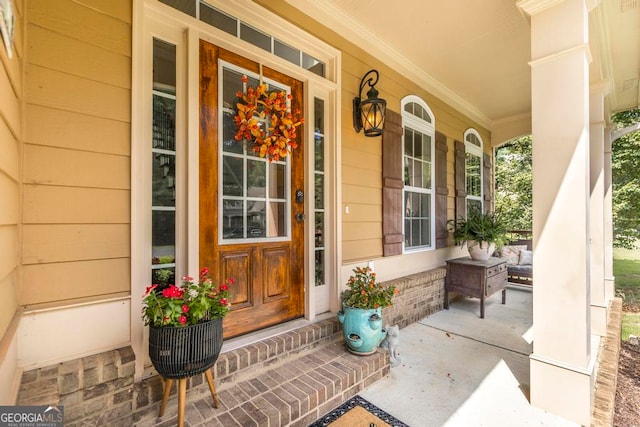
[447,208,509,249]
[142,267,233,327]
[341,266,397,309]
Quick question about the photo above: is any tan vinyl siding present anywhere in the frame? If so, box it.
[22,224,130,266]
[23,186,130,224]
[0,0,23,341]
[256,1,490,262]
[21,259,129,306]
[21,0,132,306]
[25,104,130,156]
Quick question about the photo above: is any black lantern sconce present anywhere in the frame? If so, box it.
[353,69,387,137]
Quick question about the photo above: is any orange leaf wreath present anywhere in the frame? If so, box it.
[233,76,304,162]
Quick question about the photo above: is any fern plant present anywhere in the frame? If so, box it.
[447,208,509,249]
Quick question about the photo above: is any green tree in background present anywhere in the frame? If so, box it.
[494,135,532,232]
[612,109,640,249]
[494,110,640,249]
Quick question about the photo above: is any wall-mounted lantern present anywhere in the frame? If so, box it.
[353,69,386,137]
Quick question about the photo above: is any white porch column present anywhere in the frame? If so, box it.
[589,83,607,336]
[519,0,595,424]
[603,126,615,301]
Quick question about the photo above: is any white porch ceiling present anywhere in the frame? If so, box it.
[286,0,640,130]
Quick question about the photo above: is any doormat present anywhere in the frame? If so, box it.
[308,395,410,427]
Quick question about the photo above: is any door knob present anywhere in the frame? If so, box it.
[296,213,305,222]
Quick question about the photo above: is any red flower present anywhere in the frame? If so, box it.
[220,284,229,291]
[181,276,193,282]
[179,315,187,324]
[220,298,228,306]
[161,284,184,299]
[182,305,189,313]
[143,284,158,296]
[228,278,235,285]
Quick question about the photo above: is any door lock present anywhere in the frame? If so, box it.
[295,190,304,203]
[295,213,305,222]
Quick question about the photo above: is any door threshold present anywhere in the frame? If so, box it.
[220,312,335,353]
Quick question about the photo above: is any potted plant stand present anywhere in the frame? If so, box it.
[149,318,223,427]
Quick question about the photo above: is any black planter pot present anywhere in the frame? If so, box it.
[149,318,223,379]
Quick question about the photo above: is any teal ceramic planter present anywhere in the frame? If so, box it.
[337,305,387,355]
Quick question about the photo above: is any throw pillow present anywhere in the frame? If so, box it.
[519,249,533,265]
[499,245,527,265]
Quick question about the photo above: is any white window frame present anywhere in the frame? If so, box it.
[401,95,435,253]
[464,128,484,214]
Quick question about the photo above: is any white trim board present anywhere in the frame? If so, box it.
[17,298,131,369]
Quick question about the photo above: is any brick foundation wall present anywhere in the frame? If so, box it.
[381,267,446,329]
[16,319,344,426]
[16,267,446,425]
[17,348,137,426]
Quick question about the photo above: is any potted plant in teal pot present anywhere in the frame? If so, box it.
[338,267,397,355]
[142,267,233,424]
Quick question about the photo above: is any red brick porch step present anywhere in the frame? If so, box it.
[136,318,390,426]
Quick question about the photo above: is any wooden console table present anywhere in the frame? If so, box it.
[444,256,508,318]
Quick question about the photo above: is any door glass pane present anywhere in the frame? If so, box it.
[268,202,286,237]
[247,201,266,237]
[268,163,285,199]
[223,156,243,196]
[247,159,266,198]
[222,200,244,239]
[222,110,242,154]
[220,64,291,241]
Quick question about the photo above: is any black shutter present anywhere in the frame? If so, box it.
[454,140,466,219]
[435,131,448,248]
[382,110,404,257]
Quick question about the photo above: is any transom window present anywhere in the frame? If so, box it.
[464,129,483,214]
[159,0,326,77]
[402,96,435,251]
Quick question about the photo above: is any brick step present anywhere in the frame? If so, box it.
[132,317,389,426]
[138,340,388,426]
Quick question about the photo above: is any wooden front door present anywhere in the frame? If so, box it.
[199,40,305,338]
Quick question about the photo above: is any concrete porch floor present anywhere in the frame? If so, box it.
[359,286,580,426]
